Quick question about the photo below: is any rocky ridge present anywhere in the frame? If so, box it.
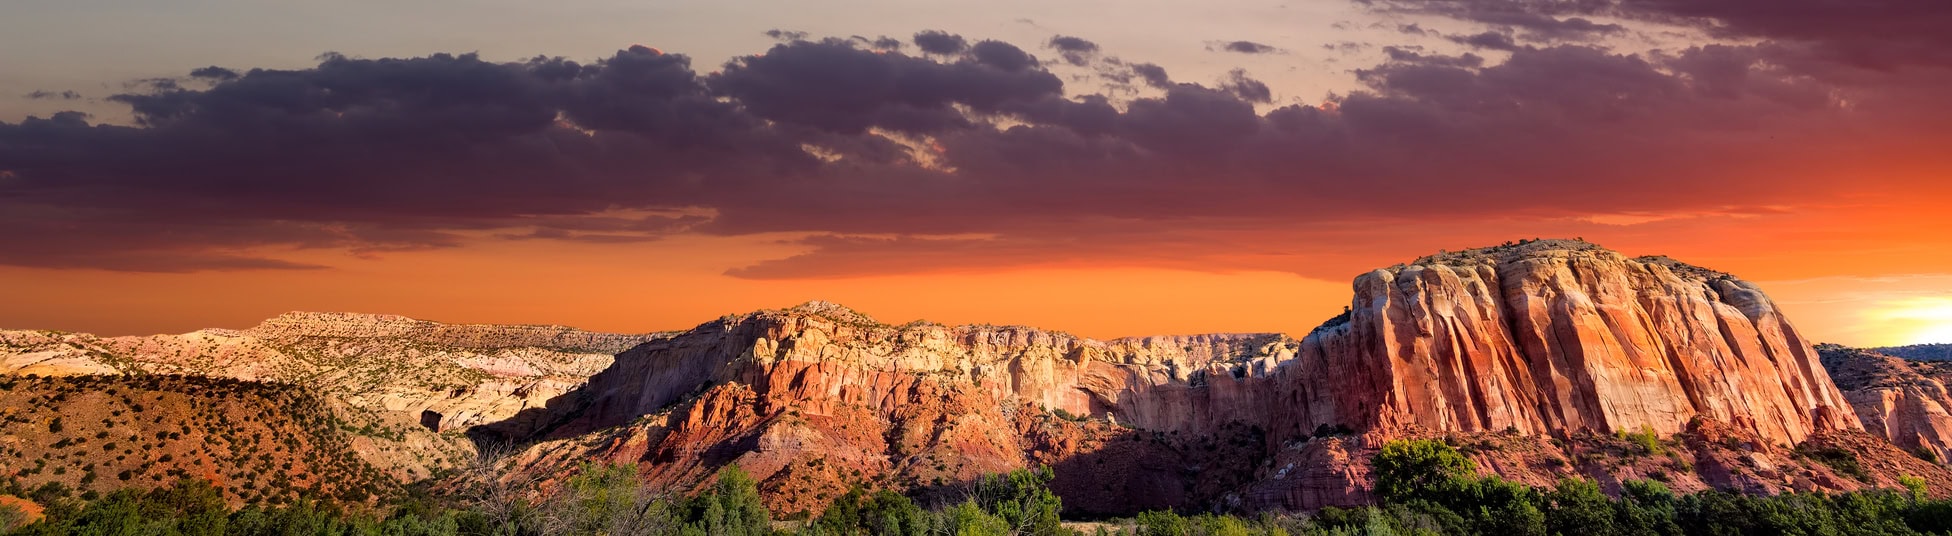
[0,313,667,433]
[1819,344,1952,464]
[501,240,1884,514]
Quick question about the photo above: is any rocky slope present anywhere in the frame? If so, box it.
[500,240,1890,514]
[1819,344,1952,464]
[0,313,666,433]
[0,374,434,505]
[1876,344,1952,362]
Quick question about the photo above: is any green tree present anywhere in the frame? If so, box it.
[1542,478,1614,536]
[941,500,1009,536]
[685,465,770,536]
[970,468,1063,536]
[1372,440,1476,504]
[1135,510,1188,536]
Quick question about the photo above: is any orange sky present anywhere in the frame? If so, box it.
[2,219,1947,347]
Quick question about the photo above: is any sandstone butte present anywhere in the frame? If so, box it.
[5,239,1943,515]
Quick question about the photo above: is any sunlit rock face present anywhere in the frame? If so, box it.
[1283,239,1859,446]
[513,241,1865,514]
[1821,344,1952,464]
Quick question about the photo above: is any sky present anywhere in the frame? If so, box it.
[1,0,1948,346]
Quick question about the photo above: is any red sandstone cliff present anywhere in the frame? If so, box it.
[1283,239,1859,445]
[504,240,1886,514]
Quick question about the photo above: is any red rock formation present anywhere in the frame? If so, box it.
[3,240,1898,514]
[1820,344,1952,464]
[507,240,1877,514]
[1281,240,1859,446]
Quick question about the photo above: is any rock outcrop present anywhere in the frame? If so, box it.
[1820,344,1952,464]
[0,313,668,433]
[1281,239,1859,446]
[503,240,1875,514]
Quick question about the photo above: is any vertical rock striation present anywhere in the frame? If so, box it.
[1279,240,1858,445]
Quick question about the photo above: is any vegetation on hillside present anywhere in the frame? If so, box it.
[10,438,1952,535]
[0,374,408,505]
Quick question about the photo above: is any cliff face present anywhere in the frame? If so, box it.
[506,241,1873,513]
[1820,344,1952,463]
[1283,240,1859,446]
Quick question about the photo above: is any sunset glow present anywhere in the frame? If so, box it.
[2,0,1948,346]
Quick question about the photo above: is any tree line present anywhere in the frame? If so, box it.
[8,439,1952,535]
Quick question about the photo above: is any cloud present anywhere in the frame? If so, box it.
[765,29,809,41]
[1363,0,1626,42]
[23,90,82,100]
[1221,69,1273,103]
[2,24,1949,279]
[1047,35,1101,66]
[187,66,239,81]
[912,30,968,55]
[1215,40,1281,54]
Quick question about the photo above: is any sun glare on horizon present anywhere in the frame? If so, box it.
[1874,296,1952,345]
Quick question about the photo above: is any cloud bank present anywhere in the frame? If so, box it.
[3,2,1949,280]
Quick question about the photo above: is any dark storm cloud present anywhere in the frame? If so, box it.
[1627,0,1952,69]
[1375,0,1952,67]
[912,30,968,55]
[1217,41,1281,54]
[709,38,1061,135]
[2,21,1948,277]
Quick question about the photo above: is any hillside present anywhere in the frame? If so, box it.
[0,313,668,435]
[1877,344,1952,362]
[0,374,455,506]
